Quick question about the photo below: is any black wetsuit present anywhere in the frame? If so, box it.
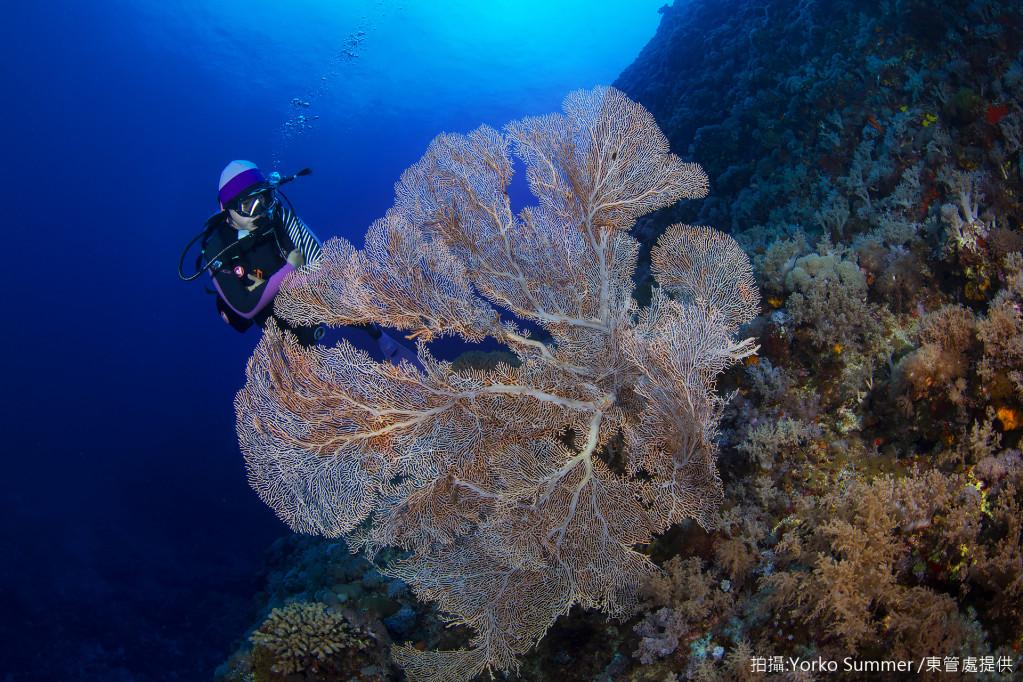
[203,205,322,338]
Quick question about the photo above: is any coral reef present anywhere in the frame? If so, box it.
[610,0,1023,677]
[215,536,402,682]
[222,0,1023,679]
[249,601,386,681]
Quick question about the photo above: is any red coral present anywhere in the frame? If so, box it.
[987,104,1011,124]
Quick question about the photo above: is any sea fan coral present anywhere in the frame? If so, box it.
[235,87,759,682]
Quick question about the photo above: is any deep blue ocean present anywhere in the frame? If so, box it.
[0,1,663,679]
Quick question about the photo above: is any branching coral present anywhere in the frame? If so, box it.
[784,250,881,350]
[765,470,984,658]
[977,254,1023,399]
[890,304,977,401]
[249,601,381,679]
[737,417,822,471]
[632,556,735,674]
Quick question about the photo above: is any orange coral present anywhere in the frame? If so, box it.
[996,404,1023,431]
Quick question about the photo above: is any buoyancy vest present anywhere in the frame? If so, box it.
[203,212,297,331]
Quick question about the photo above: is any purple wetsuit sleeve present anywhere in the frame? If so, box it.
[212,263,295,320]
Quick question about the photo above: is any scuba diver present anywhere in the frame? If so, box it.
[178,160,324,344]
[180,160,421,367]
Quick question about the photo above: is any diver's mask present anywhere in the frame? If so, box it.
[229,185,278,218]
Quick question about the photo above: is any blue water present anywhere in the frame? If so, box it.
[0,1,663,679]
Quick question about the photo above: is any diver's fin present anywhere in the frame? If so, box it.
[377,332,423,372]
